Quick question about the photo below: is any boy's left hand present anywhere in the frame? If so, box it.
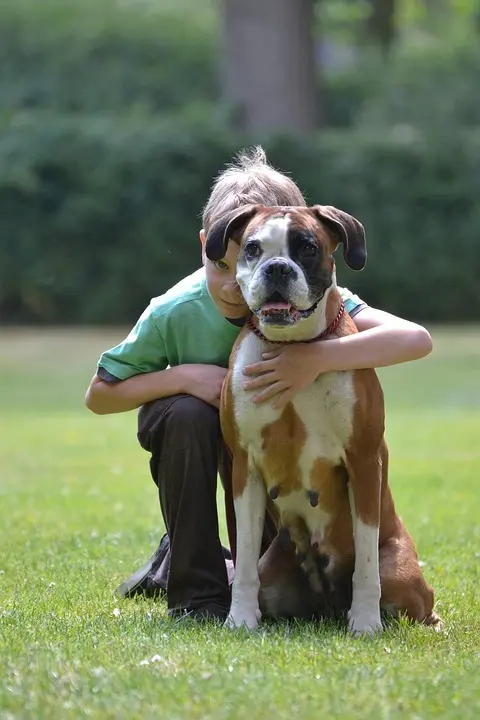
[243,343,330,409]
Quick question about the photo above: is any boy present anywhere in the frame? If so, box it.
[85,147,432,622]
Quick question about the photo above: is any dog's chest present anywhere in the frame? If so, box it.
[232,333,356,468]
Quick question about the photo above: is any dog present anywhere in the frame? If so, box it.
[206,204,442,636]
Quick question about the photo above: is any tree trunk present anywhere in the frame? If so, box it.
[367,0,396,56]
[221,0,317,135]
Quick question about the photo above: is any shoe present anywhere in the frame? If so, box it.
[169,605,229,624]
[114,534,233,600]
[114,533,170,599]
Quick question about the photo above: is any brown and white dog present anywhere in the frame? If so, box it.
[206,204,441,636]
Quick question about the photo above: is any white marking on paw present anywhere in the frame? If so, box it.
[225,604,262,631]
[228,466,266,632]
[348,513,382,636]
[348,603,383,636]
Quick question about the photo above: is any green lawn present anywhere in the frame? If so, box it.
[0,327,479,719]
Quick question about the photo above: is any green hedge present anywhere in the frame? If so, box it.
[1,114,479,324]
[354,41,480,132]
[0,0,218,115]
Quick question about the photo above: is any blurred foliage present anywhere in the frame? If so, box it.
[0,0,219,114]
[324,40,480,129]
[1,114,479,324]
[357,42,480,131]
[0,0,479,324]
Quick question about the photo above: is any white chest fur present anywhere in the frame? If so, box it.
[231,332,356,536]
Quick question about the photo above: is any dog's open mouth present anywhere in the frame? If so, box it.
[260,292,294,317]
[255,292,319,324]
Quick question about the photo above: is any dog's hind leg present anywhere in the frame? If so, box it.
[379,530,443,631]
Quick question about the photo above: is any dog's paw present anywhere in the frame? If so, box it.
[424,611,444,633]
[224,605,261,631]
[348,606,383,637]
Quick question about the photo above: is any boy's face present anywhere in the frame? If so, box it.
[200,231,249,319]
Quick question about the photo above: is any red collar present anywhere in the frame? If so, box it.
[246,300,345,345]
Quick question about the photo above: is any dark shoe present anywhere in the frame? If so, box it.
[114,534,170,599]
[114,534,232,600]
[169,604,229,624]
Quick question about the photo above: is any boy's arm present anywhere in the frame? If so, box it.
[85,364,227,415]
[85,367,188,415]
[85,300,226,414]
[322,306,433,371]
[242,307,433,408]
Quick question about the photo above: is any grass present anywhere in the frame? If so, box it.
[0,327,479,719]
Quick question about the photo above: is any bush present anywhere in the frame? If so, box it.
[1,114,479,325]
[0,0,218,115]
[0,112,235,323]
[356,40,480,132]
[323,40,480,131]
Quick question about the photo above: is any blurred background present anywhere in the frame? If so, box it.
[0,0,479,327]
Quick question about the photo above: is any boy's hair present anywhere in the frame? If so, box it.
[202,146,306,232]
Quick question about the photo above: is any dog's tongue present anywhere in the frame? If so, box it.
[261,300,292,312]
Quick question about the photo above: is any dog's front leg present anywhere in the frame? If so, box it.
[226,455,266,631]
[346,454,383,636]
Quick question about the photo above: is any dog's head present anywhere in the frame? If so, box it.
[205,205,366,328]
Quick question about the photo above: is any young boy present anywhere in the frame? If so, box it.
[85,147,433,622]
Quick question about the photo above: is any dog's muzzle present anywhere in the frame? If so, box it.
[250,259,331,326]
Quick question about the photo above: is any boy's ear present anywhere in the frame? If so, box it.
[310,205,367,271]
[205,205,258,262]
[199,229,206,265]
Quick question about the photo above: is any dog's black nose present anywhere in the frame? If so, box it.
[264,259,293,277]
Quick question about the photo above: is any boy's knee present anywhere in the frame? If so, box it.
[165,395,220,435]
[138,394,220,452]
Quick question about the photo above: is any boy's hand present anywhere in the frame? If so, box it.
[184,364,228,408]
[243,343,330,409]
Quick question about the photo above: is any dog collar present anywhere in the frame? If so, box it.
[247,300,345,345]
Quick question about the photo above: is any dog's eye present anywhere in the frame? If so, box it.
[244,241,262,260]
[300,241,317,257]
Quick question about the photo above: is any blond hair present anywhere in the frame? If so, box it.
[202,146,306,232]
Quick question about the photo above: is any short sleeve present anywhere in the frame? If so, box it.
[338,286,368,317]
[97,367,121,383]
[97,304,168,380]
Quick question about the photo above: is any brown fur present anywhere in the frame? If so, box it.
[260,403,307,499]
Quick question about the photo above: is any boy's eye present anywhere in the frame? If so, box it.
[215,260,229,270]
[244,241,262,260]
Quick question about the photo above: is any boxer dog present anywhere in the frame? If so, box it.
[206,204,441,636]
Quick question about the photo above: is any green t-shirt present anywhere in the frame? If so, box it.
[97,268,366,380]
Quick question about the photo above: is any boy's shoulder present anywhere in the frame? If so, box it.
[149,267,209,320]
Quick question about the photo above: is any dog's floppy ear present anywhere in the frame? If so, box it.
[205,205,259,262]
[311,205,367,271]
